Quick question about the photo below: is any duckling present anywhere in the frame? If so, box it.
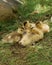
[19,21,50,46]
[36,21,50,33]
[2,31,22,43]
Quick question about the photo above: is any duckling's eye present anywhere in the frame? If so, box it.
[24,22,27,26]
[36,21,40,25]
